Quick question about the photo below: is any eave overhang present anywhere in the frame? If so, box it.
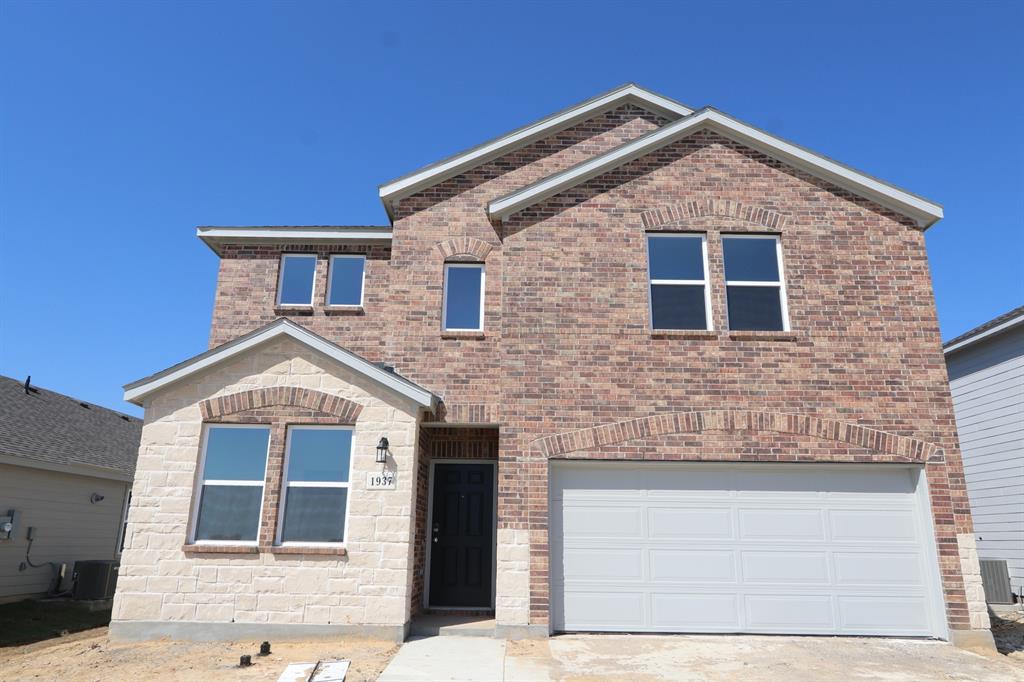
[488,108,944,230]
[197,226,393,256]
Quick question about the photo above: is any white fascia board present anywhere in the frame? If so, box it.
[943,313,1024,355]
[377,84,693,209]
[123,321,437,410]
[197,227,392,254]
[488,109,944,228]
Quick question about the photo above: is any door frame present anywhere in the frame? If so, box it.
[424,458,498,611]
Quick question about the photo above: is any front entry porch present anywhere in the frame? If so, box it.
[412,427,499,617]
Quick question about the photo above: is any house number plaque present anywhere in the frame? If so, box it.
[366,471,397,490]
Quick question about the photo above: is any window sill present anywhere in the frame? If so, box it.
[324,305,364,315]
[181,543,259,555]
[269,545,347,556]
[274,305,314,316]
[650,329,718,340]
[727,330,799,341]
[441,331,485,340]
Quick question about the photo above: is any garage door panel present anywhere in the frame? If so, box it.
[830,509,918,541]
[650,549,736,582]
[838,596,930,634]
[651,594,740,628]
[738,508,825,541]
[561,505,643,538]
[741,551,830,584]
[551,464,942,637]
[648,507,732,539]
[745,594,835,629]
[563,548,642,581]
[834,553,924,586]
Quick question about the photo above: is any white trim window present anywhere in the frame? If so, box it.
[327,255,366,307]
[276,253,317,306]
[442,263,485,332]
[722,234,790,331]
[190,425,271,544]
[646,233,712,330]
[276,426,354,545]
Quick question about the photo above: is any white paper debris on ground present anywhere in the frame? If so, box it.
[277,659,350,682]
[277,662,317,682]
[311,660,350,681]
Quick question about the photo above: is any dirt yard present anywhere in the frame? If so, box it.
[994,608,1024,660]
[0,628,399,682]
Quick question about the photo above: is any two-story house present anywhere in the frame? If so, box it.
[111,84,992,650]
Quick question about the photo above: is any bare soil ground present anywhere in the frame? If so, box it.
[993,608,1024,661]
[0,627,399,682]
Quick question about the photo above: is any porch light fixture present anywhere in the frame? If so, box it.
[376,437,389,464]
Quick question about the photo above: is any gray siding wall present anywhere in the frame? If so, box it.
[947,324,1024,593]
[0,463,128,602]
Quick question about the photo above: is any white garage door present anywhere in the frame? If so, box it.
[550,463,946,637]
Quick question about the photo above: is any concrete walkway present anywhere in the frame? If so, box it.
[378,633,1024,682]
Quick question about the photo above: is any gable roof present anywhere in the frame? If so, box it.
[378,83,693,220]
[943,305,1024,355]
[0,375,141,481]
[488,107,944,229]
[124,319,439,410]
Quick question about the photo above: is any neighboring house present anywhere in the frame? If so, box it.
[0,375,141,603]
[944,306,1024,598]
[112,84,991,649]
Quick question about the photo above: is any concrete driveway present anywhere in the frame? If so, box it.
[379,633,1023,682]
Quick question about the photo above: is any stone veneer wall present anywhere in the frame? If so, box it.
[110,336,422,640]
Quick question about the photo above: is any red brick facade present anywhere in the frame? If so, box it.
[204,103,973,631]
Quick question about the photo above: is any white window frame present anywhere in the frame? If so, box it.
[275,425,355,547]
[326,254,366,308]
[189,424,271,546]
[442,263,486,332]
[276,253,317,307]
[646,232,713,331]
[722,233,791,332]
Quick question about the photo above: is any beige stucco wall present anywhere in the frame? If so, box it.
[111,336,423,632]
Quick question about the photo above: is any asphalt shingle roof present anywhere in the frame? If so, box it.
[0,375,142,477]
[943,305,1024,350]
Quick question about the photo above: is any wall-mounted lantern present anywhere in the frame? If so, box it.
[376,437,389,464]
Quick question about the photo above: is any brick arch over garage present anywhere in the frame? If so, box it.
[532,409,941,462]
[640,198,788,230]
[199,387,363,423]
[435,236,494,261]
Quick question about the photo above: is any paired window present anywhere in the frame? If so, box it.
[443,263,485,331]
[278,427,353,545]
[277,254,366,307]
[192,425,270,544]
[646,233,788,332]
[191,424,353,546]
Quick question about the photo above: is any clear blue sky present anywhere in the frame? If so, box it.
[1,1,1021,415]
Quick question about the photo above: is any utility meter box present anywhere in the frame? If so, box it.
[0,510,14,541]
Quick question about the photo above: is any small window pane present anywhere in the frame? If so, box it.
[288,428,352,482]
[444,266,483,330]
[727,285,784,331]
[279,255,316,305]
[195,485,262,541]
[203,427,270,481]
[328,257,364,306]
[281,487,347,543]
[723,238,779,282]
[648,236,704,280]
[651,284,707,330]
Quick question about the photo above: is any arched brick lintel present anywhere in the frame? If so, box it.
[641,198,788,230]
[532,409,941,463]
[200,387,363,423]
[436,236,494,262]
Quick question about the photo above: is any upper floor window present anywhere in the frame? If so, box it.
[277,426,353,545]
[327,255,366,307]
[277,254,317,306]
[443,263,484,331]
[191,425,270,544]
[722,235,789,331]
[647,233,711,330]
